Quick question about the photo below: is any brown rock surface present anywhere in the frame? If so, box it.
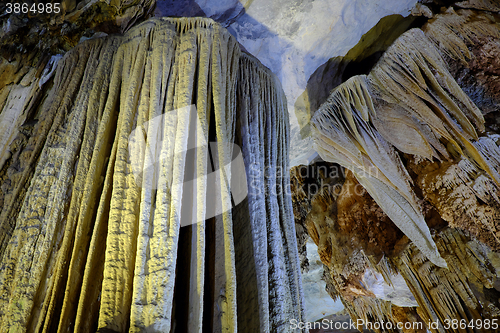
[297,6,500,333]
[0,0,155,54]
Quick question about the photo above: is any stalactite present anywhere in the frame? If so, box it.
[456,0,500,12]
[407,145,500,252]
[312,74,447,268]
[424,8,500,65]
[305,7,500,333]
[394,227,500,333]
[0,17,305,332]
[311,16,500,268]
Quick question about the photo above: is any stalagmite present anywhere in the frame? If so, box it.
[0,17,305,332]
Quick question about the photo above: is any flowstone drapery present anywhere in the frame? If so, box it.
[0,17,305,333]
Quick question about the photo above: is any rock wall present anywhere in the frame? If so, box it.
[0,0,155,54]
[0,17,305,333]
[294,5,500,332]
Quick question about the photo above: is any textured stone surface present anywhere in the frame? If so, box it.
[157,0,420,166]
[456,0,500,11]
[295,5,500,332]
[301,239,344,322]
[51,0,423,167]
[291,162,346,321]
[4,0,500,331]
[294,159,500,331]
[0,0,155,54]
[439,10,500,133]
[0,17,305,332]
[294,13,424,139]
[311,8,500,267]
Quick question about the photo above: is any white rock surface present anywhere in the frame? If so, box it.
[192,0,419,165]
[362,268,419,308]
[302,238,344,322]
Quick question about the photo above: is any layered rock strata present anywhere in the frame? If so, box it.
[0,17,305,333]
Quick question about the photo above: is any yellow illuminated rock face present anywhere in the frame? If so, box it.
[0,18,305,333]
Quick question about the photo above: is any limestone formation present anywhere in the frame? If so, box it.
[456,0,500,12]
[294,13,424,139]
[193,0,422,167]
[0,17,305,332]
[300,5,500,332]
[4,1,500,332]
[311,8,500,268]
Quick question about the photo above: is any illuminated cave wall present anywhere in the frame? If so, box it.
[3,0,500,332]
[291,6,500,332]
[0,17,305,333]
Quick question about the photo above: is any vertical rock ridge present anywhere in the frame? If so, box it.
[0,17,305,333]
[424,8,500,65]
[395,228,500,332]
[235,52,305,332]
